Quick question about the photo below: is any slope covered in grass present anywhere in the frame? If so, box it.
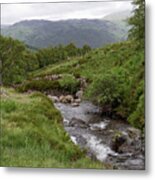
[0,87,104,168]
[25,41,144,130]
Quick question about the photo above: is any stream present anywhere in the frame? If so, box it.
[54,100,145,170]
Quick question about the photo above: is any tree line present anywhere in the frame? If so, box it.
[0,36,91,85]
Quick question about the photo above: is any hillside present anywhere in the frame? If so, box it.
[19,41,144,131]
[1,39,144,168]
[2,19,128,48]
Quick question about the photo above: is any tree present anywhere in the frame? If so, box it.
[82,44,91,55]
[0,36,26,84]
[65,43,78,57]
[0,36,38,85]
[128,0,145,49]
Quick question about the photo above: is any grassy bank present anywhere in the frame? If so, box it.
[0,87,104,168]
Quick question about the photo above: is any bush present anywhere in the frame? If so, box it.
[58,74,80,94]
[17,79,61,92]
[87,68,128,108]
[128,94,144,130]
[17,74,80,94]
[0,35,39,85]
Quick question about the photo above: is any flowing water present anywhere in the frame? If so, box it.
[54,100,145,170]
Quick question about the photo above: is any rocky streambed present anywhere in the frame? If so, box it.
[50,96,145,170]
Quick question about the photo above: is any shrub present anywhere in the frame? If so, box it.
[17,79,61,92]
[128,94,144,130]
[87,68,128,108]
[58,74,80,94]
[0,35,39,85]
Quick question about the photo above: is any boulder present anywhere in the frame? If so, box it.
[27,90,34,94]
[59,95,74,103]
[75,90,83,99]
[70,118,89,128]
[34,77,40,80]
[52,74,60,80]
[111,131,127,153]
[48,95,59,103]
[74,98,81,103]
[59,95,66,103]
[65,95,74,103]
[44,74,62,81]
[0,89,8,97]
[80,78,87,88]
[71,102,79,107]
[127,127,141,140]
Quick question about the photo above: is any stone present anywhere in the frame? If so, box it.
[74,98,81,103]
[0,89,8,97]
[70,118,88,128]
[48,95,59,103]
[59,95,65,103]
[27,90,33,94]
[44,74,62,81]
[34,77,40,80]
[59,95,74,103]
[111,131,127,153]
[75,90,83,99]
[80,78,87,88]
[71,102,79,107]
[65,95,74,103]
[127,127,141,140]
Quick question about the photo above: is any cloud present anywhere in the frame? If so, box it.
[1,1,133,24]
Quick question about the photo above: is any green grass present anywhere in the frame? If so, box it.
[0,87,104,168]
[29,58,80,78]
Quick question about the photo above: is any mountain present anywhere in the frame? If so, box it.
[1,24,10,28]
[103,10,132,38]
[2,18,128,48]
[104,10,131,22]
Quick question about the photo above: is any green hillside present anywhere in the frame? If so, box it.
[22,41,144,130]
[1,39,144,168]
[0,35,144,168]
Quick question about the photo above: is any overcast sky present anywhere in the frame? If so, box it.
[1,1,133,25]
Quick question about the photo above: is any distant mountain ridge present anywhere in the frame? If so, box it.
[103,10,132,34]
[2,18,129,48]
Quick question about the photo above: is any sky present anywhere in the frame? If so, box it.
[1,0,134,25]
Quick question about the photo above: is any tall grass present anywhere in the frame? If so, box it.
[1,88,104,168]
